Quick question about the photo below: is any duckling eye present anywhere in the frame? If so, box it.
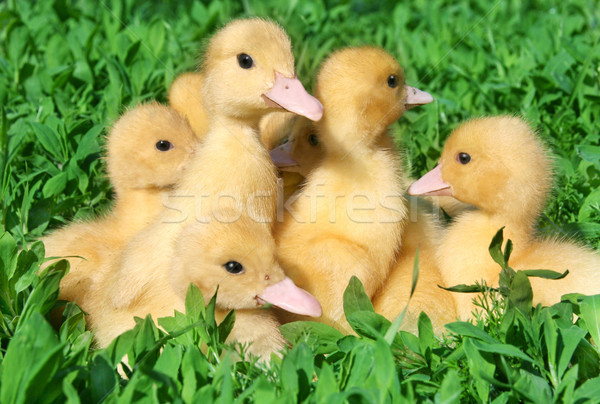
[387,74,398,88]
[156,140,173,151]
[237,53,254,69]
[224,260,244,274]
[457,152,471,165]
[308,134,319,146]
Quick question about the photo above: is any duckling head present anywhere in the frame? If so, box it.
[106,102,196,196]
[269,116,325,177]
[314,46,432,153]
[171,213,322,317]
[201,18,323,124]
[408,116,553,220]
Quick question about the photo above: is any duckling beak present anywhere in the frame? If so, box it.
[407,164,452,196]
[404,85,434,110]
[269,140,299,170]
[256,277,322,317]
[263,72,324,121]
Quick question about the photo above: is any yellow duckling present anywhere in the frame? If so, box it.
[41,102,195,308]
[408,116,600,319]
[92,18,323,357]
[91,212,321,356]
[271,95,453,334]
[276,46,433,332]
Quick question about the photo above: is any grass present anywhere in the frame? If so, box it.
[1,0,599,402]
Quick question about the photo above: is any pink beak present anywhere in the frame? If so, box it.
[405,85,434,110]
[263,72,324,121]
[407,164,452,196]
[269,140,299,169]
[257,277,322,317]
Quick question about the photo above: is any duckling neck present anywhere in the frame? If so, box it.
[207,113,261,133]
[175,119,277,224]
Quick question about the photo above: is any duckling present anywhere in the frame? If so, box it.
[167,72,209,140]
[41,102,195,308]
[272,120,456,332]
[270,97,455,334]
[93,18,323,355]
[408,116,600,319]
[276,46,433,332]
[90,212,321,357]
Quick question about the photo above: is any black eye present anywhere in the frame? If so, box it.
[156,140,172,151]
[237,53,253,69]
[457,152,471,164]
[224,261,244,274]
[387,74,398,88]
[308,134,319,146]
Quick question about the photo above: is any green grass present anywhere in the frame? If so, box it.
[1,0,600,402]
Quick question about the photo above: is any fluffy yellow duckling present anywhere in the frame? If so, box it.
[91,212,321,356]
[41,102,195,307]
[408,116,600,319]
[167,72,209,140]
[276,46,433,332]
[93,18,323,356]
[274,118,455,333]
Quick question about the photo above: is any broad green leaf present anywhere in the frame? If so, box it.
[152,344,183,382]
[42,171,67,198]
[280,321,343,355]
[280,343,314,400]
[181,346,209,402]
[185,283,205,321]
[437,369,461,404]
[462,338,496,402]
[418,312,435,362]
[573,376,600,402]
[218,309,235,344]
[507,270,533,315]
[131,315,160,367]
[468,338,535,364]
[445,322,499,344]
[576,145,600,166]
[29,121,63,160]
[512,370,552,402]
[89,354,118,403]
[18,260,67,326]
[579,294,600,348]
[557,326,587,380]
[213,354,234,404]
[343,276,374,318]
[438,284,486,293]
[1,313,64,404]
[346,310,390,340]
[0,231,18,279]
[106,328,136,368]
[521,269,569,280]
[488,227,507,269]
[314,361,339,400]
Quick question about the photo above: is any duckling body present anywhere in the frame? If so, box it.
[409,116,600,319]
[276,47,433,332]
[91,19,323,356]
[372,198,456,335]
[42,102,195,308]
